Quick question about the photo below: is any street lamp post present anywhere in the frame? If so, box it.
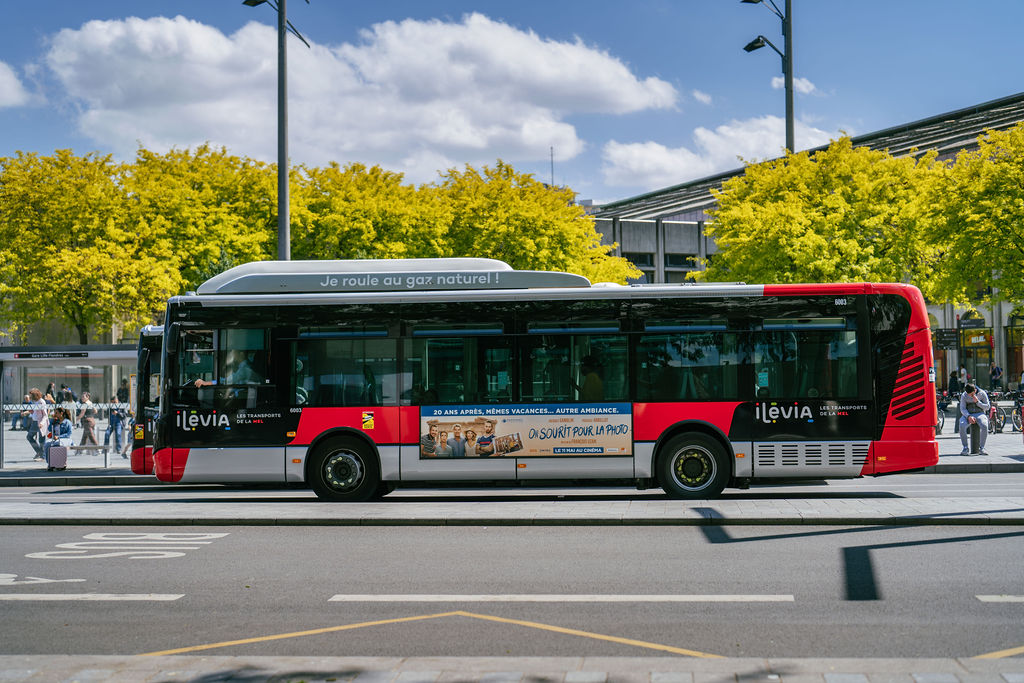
[242,0,310,261]
[742,0,794,152]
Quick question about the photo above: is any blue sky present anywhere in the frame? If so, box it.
[1,1,1022,204]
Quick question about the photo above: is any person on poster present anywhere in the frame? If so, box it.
[464,428,478,457]
[435,430,452,457]
[447,423,466,457]
[420,423,438,457]
[476,419,498,456]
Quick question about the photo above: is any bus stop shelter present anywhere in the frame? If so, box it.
[1,345,136,468]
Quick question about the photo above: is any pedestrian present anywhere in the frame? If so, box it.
[76,391,101,454]
[25,388,48,461]
[103,395,127,458]
[958,383,990,456]
[990,361,1003,392]
[959,363,968,387]
[10,394,30,431]
[43,407,74,465]
[116,378,130,404]
[948,371,960,395]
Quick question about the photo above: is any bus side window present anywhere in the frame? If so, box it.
[404,337,511,404]
[635,332,739,401]
[754,325,859,399]
[570,335,628,402]
[295,337,397,407]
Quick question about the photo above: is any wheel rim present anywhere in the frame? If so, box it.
[322,449,364,492]
[671,444,717,491]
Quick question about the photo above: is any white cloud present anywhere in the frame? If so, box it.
[44,13,677,182]
[0,62,31,108]
[771,76,817,95]
[601,115,833,190]
[692,89,712,105]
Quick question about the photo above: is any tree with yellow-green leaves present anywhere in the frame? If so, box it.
[122,144,277,289]
[0,150,179,344]
[293,159,638,283]
[437,160,638,283]
[924,123,1024,304]
[291,162,451,260]
[699,137,939,287]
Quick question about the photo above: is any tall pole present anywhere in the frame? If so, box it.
[783,0,794,152]
[277,0,290,260]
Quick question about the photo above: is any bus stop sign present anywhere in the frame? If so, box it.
[934,328,958,350]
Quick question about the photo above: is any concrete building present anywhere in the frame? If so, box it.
[592,91,1024,391]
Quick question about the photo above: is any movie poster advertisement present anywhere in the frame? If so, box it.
[418,404,632,458]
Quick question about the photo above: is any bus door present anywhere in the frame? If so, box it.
[401,330,516,479]
[168,327,284,482]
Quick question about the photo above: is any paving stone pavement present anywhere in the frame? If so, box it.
[0,655,1022,683]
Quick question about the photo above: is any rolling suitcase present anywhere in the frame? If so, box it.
[47,445,68,471]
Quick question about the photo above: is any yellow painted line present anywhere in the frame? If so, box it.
[974,643,1024,659]
[140,608,721,659]
[453,610,722,659]
[139,611,459,656]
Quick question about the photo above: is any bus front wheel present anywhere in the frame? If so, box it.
[310,438,380,502]
[657,433,729,499]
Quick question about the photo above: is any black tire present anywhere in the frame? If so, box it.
[309,438,380,502]
[657,432,730,499]
[1013,408,1023,433]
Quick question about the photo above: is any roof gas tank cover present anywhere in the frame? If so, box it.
[195,258,591,295]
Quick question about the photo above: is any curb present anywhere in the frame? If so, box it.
[1,460,1023,487]
[1,514,1022,527]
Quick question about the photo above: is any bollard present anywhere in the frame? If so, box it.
[970,421,980,454]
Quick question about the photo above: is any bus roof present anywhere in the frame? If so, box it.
[195,258,591,295]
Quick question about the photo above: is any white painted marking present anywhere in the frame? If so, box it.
[328,594,794,603]
[0,573,85,585]
[0,594,183,601]
[976,595,1024,602]
[26,532,229,560]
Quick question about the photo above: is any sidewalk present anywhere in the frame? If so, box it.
[1,654,1022,682]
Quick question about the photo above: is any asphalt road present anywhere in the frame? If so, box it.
[2,523,1022,660]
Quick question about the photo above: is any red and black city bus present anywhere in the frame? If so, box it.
[130,324,162,475]
[150,258,938,500]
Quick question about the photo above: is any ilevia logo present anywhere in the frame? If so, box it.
[176,410,231,431]
[755,402,814,424]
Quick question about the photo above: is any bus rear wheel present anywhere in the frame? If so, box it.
[658,433,729,499]
[310,438,380,502]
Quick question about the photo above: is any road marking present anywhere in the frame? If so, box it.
[0,573,85,585]
[974,643,1024,659]
[0,593,183,601]
[328,594,794,603]
[455,610,722,659]
[140,612,462,656]
[976,595,1024,602]
[140,609,722,659]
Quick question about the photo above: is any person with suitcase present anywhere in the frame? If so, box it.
[44,407,74,471]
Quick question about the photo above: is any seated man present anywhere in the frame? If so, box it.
[958,383,990,455]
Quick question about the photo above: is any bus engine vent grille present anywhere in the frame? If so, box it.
[754,442,870,474]
[890,343,927,421]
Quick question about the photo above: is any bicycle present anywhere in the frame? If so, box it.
[936,390,951,434]
[1011,388,1024,432]
[991,402,1007,433]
